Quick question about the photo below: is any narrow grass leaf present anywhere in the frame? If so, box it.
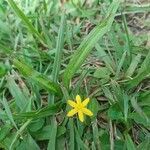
[123,93,129,122]
[102,86,115,104]
[124,4,150,14]
[0,124,12,141]
[125,134,136,150]
[63,0,120,87]
[6,0,45,45]
[7,75,27,111]
[31,125,66,140]
[122,14,131,62]
[115,51,127,78]
[26,134,40,150]
[14,101,62,120]
[47,13,65,150]
[0,43,12,54]
[2,95,18,129]
[52,13,66,83]
[47,121,57,150]
[127,50,150,89]
[92,121,101,150]
[137,138,150,150]
[9,119,32,150]
[13,59,62,96]
[130,96,149,123]
[126,54,141,77]
[68,119,75,150]
[74,126,89,150]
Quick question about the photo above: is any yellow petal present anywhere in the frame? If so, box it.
[67,109,77,117]
[78,110,84,122]
[82,98,90,106]
[82,108,93,116]
[76,95,81,104]
[67,100,77,108]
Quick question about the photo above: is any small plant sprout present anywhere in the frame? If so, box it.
[67,95,93,122]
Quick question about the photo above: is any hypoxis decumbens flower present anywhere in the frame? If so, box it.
[67,95,93,122]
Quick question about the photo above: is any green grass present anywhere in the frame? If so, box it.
[0,0,150,149]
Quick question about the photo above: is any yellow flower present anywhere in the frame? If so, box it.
[67,95,93,122]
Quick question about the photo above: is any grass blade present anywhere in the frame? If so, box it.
[47,13,66,150]
[115,51,127,78]
[74,126,89,150]
[13,59,62,96]
[126,54,141,77]
[52,13,66,83]
[125,134,136,150]
[63,0,120,87]
[68,119,75,150]
[47,121,57,150]
[9,119,32,150]
[7,75,28,111]
[6,0,45,45]
[14,102,62,120]
[95,44,115,74]
[2,95,18,130]
[127,50,150,89]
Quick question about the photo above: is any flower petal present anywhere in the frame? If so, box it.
[82,108,93,116]
[67,109,77,117]
[82,98,90,106]
[78,110,84,122]
[76,95,81,104]
[67,100,77,108]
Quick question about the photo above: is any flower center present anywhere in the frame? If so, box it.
[76,104,83,111]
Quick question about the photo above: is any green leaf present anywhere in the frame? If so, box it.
[7,75,28,111]
[6,0,45,45]
[88,99,100,119]
[95,44,115,74]
[10,119,32,150]
[0,124,12,141]
[137,138,150,150]
[74,126,89,150]
[47,120,57,150]
[138,91,150,106]
[130,97,149,124]
[14,101,62,120]
[0,63,7,77]
[63,0,120,87]
[108,103,124,120]
[94,67,111,79]
[126,54,141,77]
[127,50,150,89]
[99,131,110,150]
[13,59,62,96]
[125,134,136,150]
[31,125,66,140]
[56,136,66,150]
[0,133,18,150]
[115,51,127,78]
[16,134,40,150]
[28,118,45,132]
[68,119,75,150]
[2,96,18,129]
[52,13,66,83]
[129,112,150,127]
[92,121,101,150]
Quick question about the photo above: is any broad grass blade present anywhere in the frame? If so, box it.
[7,75,28,110]
[63,0,120,87]
[13,59,62,96]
